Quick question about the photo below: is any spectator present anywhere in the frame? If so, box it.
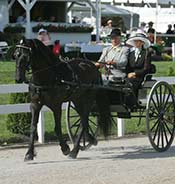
[147,21,155,34]
[16,12,26,24]
[147,21,155,44]
[140,22,146,32]
[37,28,51,47]
[173,24,175,33]
[52,40,61,56]
[101,19,113,37]
[165,24,174,47]
[166,24,173,34]
[49,16,56,22]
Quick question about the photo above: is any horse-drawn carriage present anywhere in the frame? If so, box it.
[14,38,175,160]
[66,71,175,153]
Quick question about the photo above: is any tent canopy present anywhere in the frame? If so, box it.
[101,4,139,30]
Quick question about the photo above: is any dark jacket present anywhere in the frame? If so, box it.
[127,47,151,80]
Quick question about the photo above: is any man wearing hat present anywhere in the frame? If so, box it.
[126,29,151,97]
[96,28,129,80]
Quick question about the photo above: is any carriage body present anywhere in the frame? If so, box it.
[66,72,175,152]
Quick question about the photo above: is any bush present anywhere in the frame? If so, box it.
[3,25,25,33]
[32,24,93,33]
[6,93,31,136]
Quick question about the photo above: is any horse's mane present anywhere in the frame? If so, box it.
[29,39,58,65]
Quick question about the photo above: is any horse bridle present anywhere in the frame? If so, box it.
[16,44,32,52]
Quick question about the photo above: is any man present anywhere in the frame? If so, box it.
[96,28,129,81]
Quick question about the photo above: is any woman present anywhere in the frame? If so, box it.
[126,29,151,98]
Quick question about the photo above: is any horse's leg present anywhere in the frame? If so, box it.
[68,121,84,159]
[52,106,70,155]
[69,101,94,159]
[24,102,42,161]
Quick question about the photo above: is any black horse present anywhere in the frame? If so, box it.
[14,38,112,160]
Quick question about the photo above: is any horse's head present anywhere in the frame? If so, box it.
[14,38,32,83]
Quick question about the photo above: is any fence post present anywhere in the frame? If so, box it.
[172,43,175,61]
[37,110,45,143]
[117,118,124,137]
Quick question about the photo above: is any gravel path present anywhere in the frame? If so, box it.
[1,136,175,184]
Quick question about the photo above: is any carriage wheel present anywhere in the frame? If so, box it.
[66,101,98,150]
[146,81,175,152]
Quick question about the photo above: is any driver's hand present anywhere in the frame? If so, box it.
[95,62,102,68]
[107,60,115,65]
[128,72,136,78]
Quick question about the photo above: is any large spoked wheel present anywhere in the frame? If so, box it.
[66,101,98,150]
[146,81,175,152]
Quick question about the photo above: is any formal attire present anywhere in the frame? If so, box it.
[126,47,151,96]
[98,44,129,80]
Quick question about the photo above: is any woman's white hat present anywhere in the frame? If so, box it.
[126,29,151,48]
[38,28,47,34]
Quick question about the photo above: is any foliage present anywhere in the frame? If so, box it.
[32,24,94,33]
[3,25,25,33]
[2,26,25,60]
[6,93,31,137]
[167,66,175,76]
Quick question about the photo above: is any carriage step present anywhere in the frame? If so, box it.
[117,112,131,118]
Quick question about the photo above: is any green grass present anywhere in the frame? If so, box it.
[0,61,175,145]
[153,61,175,76]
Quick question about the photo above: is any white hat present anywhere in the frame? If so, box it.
[38,28,47,34]
[126,29,151,49]
[107,19,112,24]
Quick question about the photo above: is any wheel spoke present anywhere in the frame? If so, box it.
[164,120,174,135]
[149,106,159,117]
[88,125,96,136]
[70,104,76,110]
[150,119,159,132]
[150,96,159,114]
[152,120,160,141]
[70,118,81,129]
[162,92,171,110]
[156,123,161,147]
[162,122,169,145]
[160,124,164,148]
[73,124,81,138]
[164,102,174,115]
[88,118,98,127]
[155,89,160,109]
[162,86,168,105]
[159,85,162,106]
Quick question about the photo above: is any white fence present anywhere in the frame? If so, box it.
[0,77,175,144]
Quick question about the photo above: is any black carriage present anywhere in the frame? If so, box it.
[66,68,175,152]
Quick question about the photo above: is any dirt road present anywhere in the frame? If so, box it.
[1,136,175,184]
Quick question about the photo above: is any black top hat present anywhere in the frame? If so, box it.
[110,28,121,37]
[148,21,154,25]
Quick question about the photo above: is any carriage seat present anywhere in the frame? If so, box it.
[138,64,157,100]
[141,64,157,89]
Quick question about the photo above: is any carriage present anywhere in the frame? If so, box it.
[14,38,175,160]
[65,69,175,153]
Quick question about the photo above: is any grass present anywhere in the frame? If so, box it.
[0,60,175,145]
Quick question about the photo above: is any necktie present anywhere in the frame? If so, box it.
[135,49,140,61]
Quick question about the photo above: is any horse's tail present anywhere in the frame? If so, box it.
[95,90,112,138]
